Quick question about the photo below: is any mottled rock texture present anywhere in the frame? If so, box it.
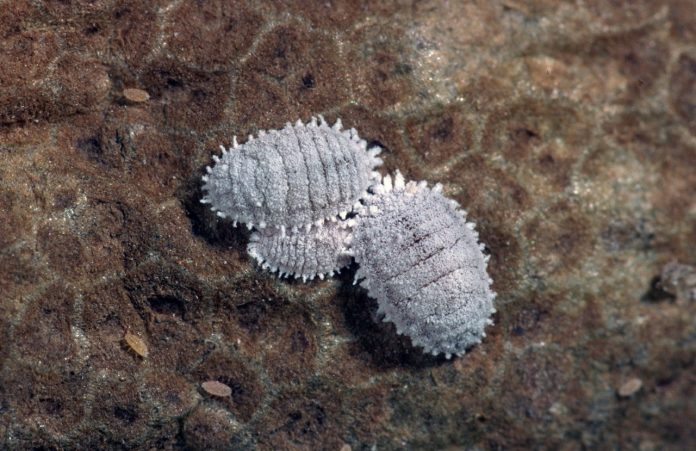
[1,1,695,450]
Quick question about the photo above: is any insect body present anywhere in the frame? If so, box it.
[201,117,382,232]
[199,116,499,357]
[351,172,496,358]
[247,219,354,281]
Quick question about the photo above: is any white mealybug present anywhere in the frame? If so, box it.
[247,219,354,282]
[201,116,382,232]
[351,171,496,358]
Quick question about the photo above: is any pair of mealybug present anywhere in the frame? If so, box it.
[201,117,495,358]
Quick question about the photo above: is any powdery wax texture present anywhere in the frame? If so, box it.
[248,219,353,281]
[353,172,496,358]
[201,117,382,232]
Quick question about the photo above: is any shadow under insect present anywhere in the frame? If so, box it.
[178,168,251,251]
[335,267,448,369]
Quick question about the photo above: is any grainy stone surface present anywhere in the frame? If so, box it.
[0,1,695,450]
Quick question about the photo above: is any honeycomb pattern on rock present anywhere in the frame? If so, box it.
[1,1,695,449]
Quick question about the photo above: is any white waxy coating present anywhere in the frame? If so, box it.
[201,116,382,231]
[247,219,354,282]
[352,171,496,358]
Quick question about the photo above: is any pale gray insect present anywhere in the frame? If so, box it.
[200,116,383,233]
[351,171,496,358]
[247,219,354,282]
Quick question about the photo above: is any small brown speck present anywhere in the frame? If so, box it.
[123,88,150,103]
[202,380,232,397]
[501,0,531,15]
[339,444,352,451]
[124,331,149,358]
[618,378,643,397]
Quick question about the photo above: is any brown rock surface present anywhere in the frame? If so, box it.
[1,1,695,449]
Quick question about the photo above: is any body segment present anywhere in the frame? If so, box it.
[247,219,353,281]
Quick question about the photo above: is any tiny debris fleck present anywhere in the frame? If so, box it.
[124,331,149,358]
[618,378,643,397]
[202,380,232,397]
[339,444,352,451]
[123,87,150,103]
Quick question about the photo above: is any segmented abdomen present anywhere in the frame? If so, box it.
[201,117,382,231]
[247,220,353,281]
[352,172,496,358]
